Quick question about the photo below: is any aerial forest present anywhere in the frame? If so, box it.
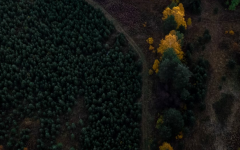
[1,0,240,150]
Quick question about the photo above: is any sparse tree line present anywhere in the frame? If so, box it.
[146,0,210,149]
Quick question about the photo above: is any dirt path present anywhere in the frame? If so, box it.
[84,0,152,149]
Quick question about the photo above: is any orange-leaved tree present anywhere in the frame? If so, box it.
[159,142,173,150]
[157,30,184,60]
[162,3,187,29]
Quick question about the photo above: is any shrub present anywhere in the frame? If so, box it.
[213,7,218,14]
[227,59,236,69]
[229,30,234,35]
[187,18,192,26]
[199,101,206,111]
[146,37,154,45]
[159,142,173,150]
[227,0,240,10]
[203,33,211,43]
[221,76,226,81]
[149,69,154,75]
[212,93,234,126]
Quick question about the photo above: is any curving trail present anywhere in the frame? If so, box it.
[84,0,151,149]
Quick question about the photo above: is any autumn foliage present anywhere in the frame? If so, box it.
[225,30,234,35]
[159,142,173,150]
[162,3,187,29]
[152,59,160,73]
[157,30,184,60]
[146,37,154,45]
[149,45,155,51]
[149,69,154,75]
[175,131,183,139]
[229,30,234,35]
[187,18,192,26]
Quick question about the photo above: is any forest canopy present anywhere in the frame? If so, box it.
[0,0,142,149]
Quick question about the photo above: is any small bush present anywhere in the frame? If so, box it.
[227,0,240,10]
[213,7,218,14]
[204,29,210,35]
[202,45,206,50]
[198,36,203,45]
[218,85,222,90]
[199,101,206,111]
[203,29,211,43]
[212,93,234,126]
[188,43,195,53]
[221,76,226,81]
[198,17,201,22]
[227,59,236,69]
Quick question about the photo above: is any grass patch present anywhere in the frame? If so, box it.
[212,93,234,126]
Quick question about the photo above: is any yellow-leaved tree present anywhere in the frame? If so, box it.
[159,142,173,150]
[187,18,192,26]
[149,69,154,75]
[149,45,155,51]
[146,37,154,45]
[157,31,184,60]
[162,3,187,29]
[229,30,234,35]
[152,59,160,73]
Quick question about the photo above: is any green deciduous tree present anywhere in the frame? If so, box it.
[159,108,184,140]
[158,48,192,90]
